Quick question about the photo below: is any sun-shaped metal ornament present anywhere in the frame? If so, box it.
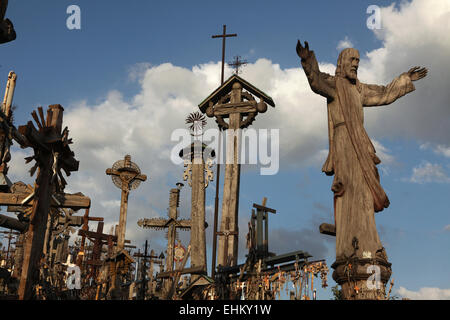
[185,111,207,137]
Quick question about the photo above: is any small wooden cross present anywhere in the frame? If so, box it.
[76,208,104,267]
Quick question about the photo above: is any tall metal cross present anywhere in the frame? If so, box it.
[212,25,237,84]
[211,24,237,279]
[228,55,248,75]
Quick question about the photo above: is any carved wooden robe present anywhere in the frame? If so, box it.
[301,49,415,260]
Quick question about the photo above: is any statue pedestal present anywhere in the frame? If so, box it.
[332,256,392,300]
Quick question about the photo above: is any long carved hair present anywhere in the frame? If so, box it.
[335,48,362,93]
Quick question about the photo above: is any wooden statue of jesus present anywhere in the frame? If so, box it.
[297,40,427,299]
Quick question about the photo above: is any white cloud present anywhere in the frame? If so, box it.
[398,286,450,300]
[434,145,450,158]
[409,161,450,183]
[444,225,450,232]
[419,142,450,158]
[361,0,450,144]
[336,36,354,50]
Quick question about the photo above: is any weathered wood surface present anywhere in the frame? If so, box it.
[297,40,427,299]
[319,223,336,237]
[0,213,27,232]
[15,104,84,300]
[200,76,275,269]
[0,192,90,209]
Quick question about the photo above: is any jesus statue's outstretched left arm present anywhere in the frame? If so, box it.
[363,67,427,107]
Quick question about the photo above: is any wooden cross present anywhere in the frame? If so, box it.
[44,208,84,267]
[78,221,133,287]
[76,209,104,267]
[252,197,276,259]
[138,186,191,292]
[78,221,109,280]
[106,155,146,252]
[78,222,130,261]
[133,239,158,300]
[210,25,237,278]
[0,104,91,300]
[228,55,248,75]
[199,76,275,268]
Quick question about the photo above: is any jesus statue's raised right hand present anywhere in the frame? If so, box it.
[296,40,312,61]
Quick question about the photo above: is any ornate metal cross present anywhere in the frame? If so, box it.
[228,55,248,75]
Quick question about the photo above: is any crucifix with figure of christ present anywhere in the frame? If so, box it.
[106,155,146,252]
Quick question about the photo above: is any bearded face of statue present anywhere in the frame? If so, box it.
[336,48,360,83]
[343,51,360,81]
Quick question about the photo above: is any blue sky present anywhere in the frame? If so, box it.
[1,0,449,300]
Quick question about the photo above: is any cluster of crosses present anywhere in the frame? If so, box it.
[0,18,329,301]
[1,0,418,300]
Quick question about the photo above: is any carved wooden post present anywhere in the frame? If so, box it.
[198,75,275,268]
[180,112,215,279]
